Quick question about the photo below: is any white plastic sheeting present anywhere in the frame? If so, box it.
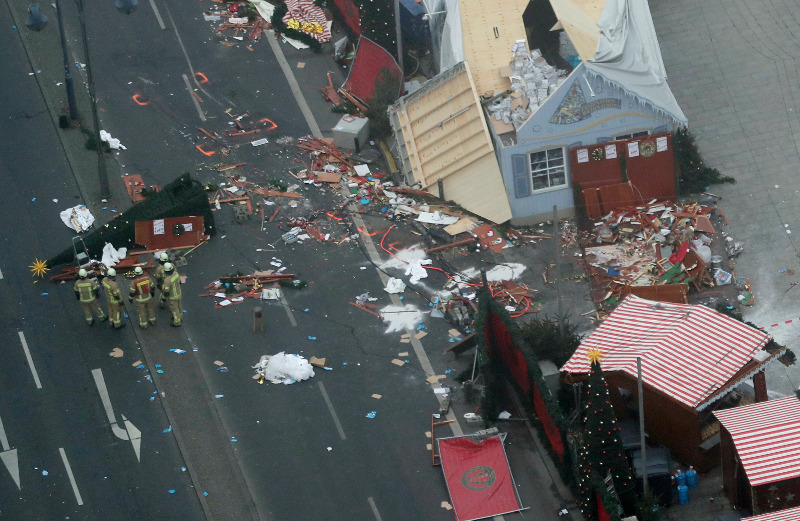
[101,243,128,267]
[60,204,94,232]
[253,352,315,385]
[422,0,462,72]
[585,0,687,124]
[100,130,127,150]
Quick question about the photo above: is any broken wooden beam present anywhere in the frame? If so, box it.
[425,237,478,254]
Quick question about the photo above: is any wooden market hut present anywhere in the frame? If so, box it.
[561,295,786,471]
[714,397,800,514]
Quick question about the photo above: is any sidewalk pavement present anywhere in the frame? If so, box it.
[649,0,800,399]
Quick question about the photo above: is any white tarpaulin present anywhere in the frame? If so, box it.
[252,352,315,385]
[60,205,94,232]
[585,0,687,124]
[384,277,407,294]
[101,243,128,267]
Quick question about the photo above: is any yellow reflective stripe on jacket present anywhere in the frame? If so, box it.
[76,281,96,302]
[102,280,122,303]
[165,273,182,300]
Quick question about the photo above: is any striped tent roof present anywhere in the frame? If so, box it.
[560,295,770,408]
[742,505,800,521]
[714,397,800,487]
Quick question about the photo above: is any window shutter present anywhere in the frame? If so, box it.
[512,154,530,198]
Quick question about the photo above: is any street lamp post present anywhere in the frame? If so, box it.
[25,0,137,200]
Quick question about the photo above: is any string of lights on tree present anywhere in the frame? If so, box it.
[577,348,634,520]
[358,0,398,59]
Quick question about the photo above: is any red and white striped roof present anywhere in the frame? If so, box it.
[561,295,770,408]
[714,397,800,487]
[742,505,800,521]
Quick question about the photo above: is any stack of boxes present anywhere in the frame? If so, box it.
[488,40,568,133]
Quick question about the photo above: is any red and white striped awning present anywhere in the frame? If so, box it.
[560,295,770,408]
[742,505,800,520]
[714,397,800,487]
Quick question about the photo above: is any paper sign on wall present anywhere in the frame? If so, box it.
[182,223,193,232]
[627,141,639,158]
[656,136,668,152]
[577,149,589,163]
[153,219,165,235]
[605,144,617,159]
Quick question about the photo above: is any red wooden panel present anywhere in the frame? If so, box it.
[598,181,637,213]
[534,382,564,460]
[582,188,603,219]
[625,132,676,202]
[569,143,623,190]
[134,216,205,250]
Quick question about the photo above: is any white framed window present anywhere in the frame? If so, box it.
[529,147,567,192]
[614,130,649,141]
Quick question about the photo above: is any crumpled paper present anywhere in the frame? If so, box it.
[100,130,127,150]
[384,277,406,294]
[405,258,432,285]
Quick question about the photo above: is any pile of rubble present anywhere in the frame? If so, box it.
[580,198,748,306]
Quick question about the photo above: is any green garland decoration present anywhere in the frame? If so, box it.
[270,2,322,51]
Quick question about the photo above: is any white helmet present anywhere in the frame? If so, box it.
[78,268,88,278]
[159,252,169,263]
[134,266,144,276]
[106,268,116,277]
[164,262,174,273]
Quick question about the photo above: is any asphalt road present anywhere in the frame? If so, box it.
[1,0,579,518]
[0,4,203,518]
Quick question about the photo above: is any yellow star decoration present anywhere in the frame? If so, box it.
[30,258,49,278]
[587,348,602,365]
[286,18,300,30]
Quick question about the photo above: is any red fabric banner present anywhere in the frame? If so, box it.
[438,436,523,521]
[344,36,402,103]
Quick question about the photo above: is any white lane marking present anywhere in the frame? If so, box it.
[59,448,84,506]
[317,381,346,441]
[182,74,206,122]
[279,295,297,326]
[163,3,196,76]
[18,332,41,389]
[0,414,20,490]
[0,413,9,451]
[147,0,166,29]
[0,267,4,279]
[368,497,384,521]
[91,370,142,461]
[266,32,322,138]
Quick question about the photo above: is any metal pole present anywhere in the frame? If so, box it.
[393,0,404,75]
[437,178,444,200]
[553,205,564,335]
[77,0,110,199]
[55,0,78,120]
[637,356,648,495]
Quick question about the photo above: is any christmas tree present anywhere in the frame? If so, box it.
[357,0,398,60]
[577,348,634,520]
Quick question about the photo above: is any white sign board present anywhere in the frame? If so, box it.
[605,144,617,159]
[153,219,165,235]
[576,149,589,163]
[627,141,639,158]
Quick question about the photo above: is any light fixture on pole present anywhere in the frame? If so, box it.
[26,3,79,122]
[26,0,137,200]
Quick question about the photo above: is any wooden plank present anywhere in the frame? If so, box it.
[443,332,476,355]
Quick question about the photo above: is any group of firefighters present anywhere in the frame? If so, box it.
[73,252,183,329]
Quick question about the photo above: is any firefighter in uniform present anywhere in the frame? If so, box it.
[129,266,156,328]
[153,252,169,308]
[161,263,183,327]
[74,268,106,325]
[101,268,126,329]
